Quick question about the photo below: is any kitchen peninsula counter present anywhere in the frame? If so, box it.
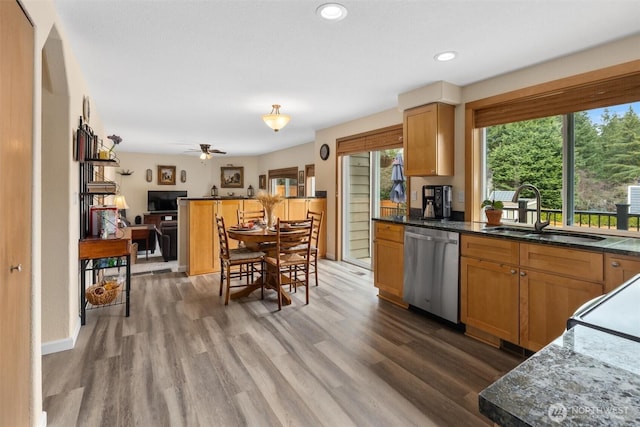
[478,322,640,425]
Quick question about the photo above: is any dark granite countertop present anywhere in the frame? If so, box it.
[373,216,640,256]
[479,325,640,426]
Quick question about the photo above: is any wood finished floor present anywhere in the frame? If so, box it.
[42,260,523,427]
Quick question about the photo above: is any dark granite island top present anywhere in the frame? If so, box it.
[479,324,640,426]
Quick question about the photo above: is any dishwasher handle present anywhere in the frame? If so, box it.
[405,231,458,245]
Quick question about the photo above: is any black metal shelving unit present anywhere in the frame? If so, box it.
[77,116,131,325]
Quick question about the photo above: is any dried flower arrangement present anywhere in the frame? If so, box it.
[256,192,284,227]
[256,192,283,209]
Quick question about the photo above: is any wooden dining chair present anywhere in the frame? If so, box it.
[215,215,265,305]
[264,218,314,310]
[237,209,265,225]
[306,209,323,286]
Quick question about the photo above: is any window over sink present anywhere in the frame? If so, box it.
[467,60,640,234]
[483,101,640,231]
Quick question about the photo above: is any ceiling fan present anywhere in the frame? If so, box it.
[188,144,227,160]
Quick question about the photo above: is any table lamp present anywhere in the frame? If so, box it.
[114,194,130,226]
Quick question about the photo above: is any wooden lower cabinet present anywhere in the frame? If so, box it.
[604,253,640,293]
[186,200,215,276]
[373,222,406,307]
[460,256,519,344]
[460,235,605,351]
[519,269,602,351]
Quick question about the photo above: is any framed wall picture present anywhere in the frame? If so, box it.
[259,174,266,190]
[298,185,305,197]
[158,165,176,185]
[298,170,304,184]
[221,166,244,188]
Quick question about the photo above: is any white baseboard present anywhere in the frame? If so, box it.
[41,320,81,355]
[40,411,47,427]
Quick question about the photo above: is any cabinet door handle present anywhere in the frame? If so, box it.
[611,261,620,267]
[510,269,517,275]
[10,264,23,273]
[520,271,526,277]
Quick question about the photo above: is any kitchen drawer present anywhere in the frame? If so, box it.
[520,243,603,283]
[460,234,519,265]
[374,222,404,243]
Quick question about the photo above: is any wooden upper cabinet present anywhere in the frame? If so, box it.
[403,102,455,176]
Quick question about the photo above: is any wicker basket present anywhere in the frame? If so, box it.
[85,282,121,305]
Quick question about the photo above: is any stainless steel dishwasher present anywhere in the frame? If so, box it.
[403,226,459,323]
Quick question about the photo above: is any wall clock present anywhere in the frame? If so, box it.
[320,143,330,161]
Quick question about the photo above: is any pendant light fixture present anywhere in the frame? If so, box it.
[262,104,291,132]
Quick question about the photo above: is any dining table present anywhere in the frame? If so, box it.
[227,226,302,305]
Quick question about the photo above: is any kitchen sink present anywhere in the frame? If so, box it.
[485,227,606,244]
[484,226,534,237]
[524,232,605,244]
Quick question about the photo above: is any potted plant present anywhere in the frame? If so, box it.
[482,199,504,226]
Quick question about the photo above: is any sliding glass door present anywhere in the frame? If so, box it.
[341,148,404,269]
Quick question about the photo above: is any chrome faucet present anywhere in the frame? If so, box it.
[512,184,550,232]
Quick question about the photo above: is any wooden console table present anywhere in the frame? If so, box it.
[79,235,131,325]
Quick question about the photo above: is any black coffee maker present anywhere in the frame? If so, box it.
[422,185,452,219]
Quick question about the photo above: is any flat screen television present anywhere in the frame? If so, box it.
[147,190,187,212]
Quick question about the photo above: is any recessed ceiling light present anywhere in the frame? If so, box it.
[316,3,348,21]
[434,51,457,62]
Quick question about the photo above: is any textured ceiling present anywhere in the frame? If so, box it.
[52,0,640,157]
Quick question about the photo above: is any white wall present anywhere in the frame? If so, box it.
[257,141,315,179]
[116,144,315,222]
